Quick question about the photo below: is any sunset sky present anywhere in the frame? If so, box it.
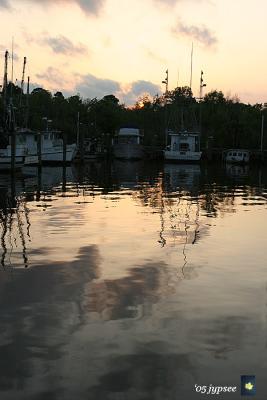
[0,0,267,105]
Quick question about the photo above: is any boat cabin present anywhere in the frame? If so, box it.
[225,149,250,163]
[16,129,62,148]
[166,131,200,153]
[113,128,142,145]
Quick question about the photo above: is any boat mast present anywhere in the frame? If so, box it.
[189,42,193,90]
[162,69,169,146]
[199,70,206,143]
[10,37,14,99]
[20,56,27,107]
[2,50,8,112]
[25,76,30,128]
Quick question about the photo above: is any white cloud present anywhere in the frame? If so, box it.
[75,74,162,105]
[172,20,217,48]
[42,35,88,56]
[0,0,106,15]
[75,73,121,99]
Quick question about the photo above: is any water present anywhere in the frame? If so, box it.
[0,162,267,400]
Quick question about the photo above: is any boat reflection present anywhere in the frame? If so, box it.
[225,163,249,178]
[0,167,76,269]
[164,163,201,192]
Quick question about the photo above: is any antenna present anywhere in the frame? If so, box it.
[189,42,193,90]
[176,68,179,88]
[162,69,169,93]
[199,70,206,100]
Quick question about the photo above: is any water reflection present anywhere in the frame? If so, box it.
[225,163,250,179]
[0,163,267,399]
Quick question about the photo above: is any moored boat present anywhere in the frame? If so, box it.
[224,149,250,164]
[112,127,144,160]
[164,131,202,162]
[15,128,77,164]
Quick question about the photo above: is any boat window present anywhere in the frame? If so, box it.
[229,152,232,156]
[118,136,138,144]
[179,142,189,151]
[233,152,237,156]
[238,152,242,156]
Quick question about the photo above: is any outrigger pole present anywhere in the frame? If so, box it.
[20,56,27,107]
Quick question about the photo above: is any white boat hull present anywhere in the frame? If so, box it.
[164,150,202,162]
[25,145,77,165]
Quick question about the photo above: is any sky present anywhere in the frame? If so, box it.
[0,0,267,105]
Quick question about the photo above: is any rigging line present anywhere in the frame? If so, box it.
[181,199,193,277]
[192,196,200,245]
[158,177,166,247]
[15,207,28,268]
[7,211,15,271]
[0,213,8,269]
[23,200,31,240]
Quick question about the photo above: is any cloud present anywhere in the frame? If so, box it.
[73,0,105,15]
[144,48,167,64]
[0,44,8,52]
[29,81,43,93]
[31,70,162,106]
[0,0,10,8]
[153,0,179,5]
[153,0,210,6]
[0,0,105,15]
[0,44,19,61]
[74,74,162,105]
[36,67,69,86]
[75,73,121,99]
[22,31,89,57]
[172,21,217,48]
[42,35,88,56]
[121,80,162,105]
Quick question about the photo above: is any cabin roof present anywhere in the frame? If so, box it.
[16,128,36,134]
[168,131,200,137]
[117,128,142,136]
[226,149,249,152]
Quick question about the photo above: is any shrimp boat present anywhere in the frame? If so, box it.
[0,128,77,169]
[163,70,205,163]
[16,128,77,165]
[164,130,202,162]
[0,49,76,169]
[163,101,202,163]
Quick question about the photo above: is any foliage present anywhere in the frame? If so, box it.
[0,83,265,149]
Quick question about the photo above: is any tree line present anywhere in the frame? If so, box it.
[0,82,265,149]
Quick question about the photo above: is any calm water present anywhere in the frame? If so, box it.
[0,161,267,400]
